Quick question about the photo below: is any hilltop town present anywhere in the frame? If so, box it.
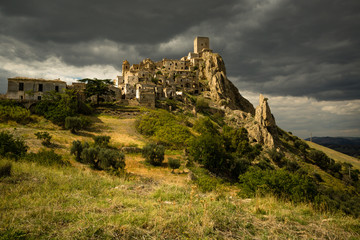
[4,37,251,110]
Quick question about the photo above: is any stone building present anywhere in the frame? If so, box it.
[118,36,212,107]
[6,77,66,101]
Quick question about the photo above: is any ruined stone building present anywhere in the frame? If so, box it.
[5,77,66,101]
[118,37,212,107]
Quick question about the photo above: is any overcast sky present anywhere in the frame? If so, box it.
[0,0,359,138]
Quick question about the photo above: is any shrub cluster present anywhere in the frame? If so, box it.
[34,90,92,126]
[135,110,192,149]
[0,131,28,159]
[65,116,91,133]
[24,149,68,166]
[0,102,32,124]
[238,167,318,203]
[142,143,165,166]
[70,136,125,173]
[35,131,52,146]
[187,118,261,179]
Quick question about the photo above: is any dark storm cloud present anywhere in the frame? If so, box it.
[0,0,238,44]
[0,0,359,101]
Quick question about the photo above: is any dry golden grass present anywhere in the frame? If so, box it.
[1,114,360,239]
[125,154,189,186]
[307,141,360,170]
[96,116,146,148]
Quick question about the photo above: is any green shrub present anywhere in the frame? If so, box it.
[188,133,227,174]
[189,167,222,192]
[33,90,92,126]
[35,131,52,146]
[80,146,125,171]
[308,149,341,177]
[267,148,285,166]
[142,143,165,166]
[193,117,219,135]
[0,131,28,159]
[294,139,309,152]
[93,135,111,147]
[81,146,101,169]
[70,140,89,162]
[135,110,192,148]
[25,149,68,166]
[0,161,12,177]
[65,117,83,133]
[238,167,318,203]
[0,105,32,124]
[168,158,181,172]
[98,148,125,171]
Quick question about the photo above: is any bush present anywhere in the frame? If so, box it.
[268,148,285,166]
[33,90,92,126]
[0,161,12,177]
[70,140,89,162]
[195,97,209,113]
[135,110,192,149]
[93,135,111,147]
[142,143,165,166]
[80,146,125,171]
[294,139,309,152]
[35,131,52,146]
[98,148,125,171]
[81,146,101,169]
[193,117,219,135]
[25,149,68,166]
[65,117,83,133]
[168,158,181,172]
[0,131,28,159]
[238,167,318,203]
[0,104,32,124]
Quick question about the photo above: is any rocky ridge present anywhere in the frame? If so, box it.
[199,51,278,148]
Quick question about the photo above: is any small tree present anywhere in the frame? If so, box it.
[168,157,181,173]
[142,143,165,166]
[79,78,115,105]
[35,131,52,146]
[93,135,111,148]
[65,116,82,133]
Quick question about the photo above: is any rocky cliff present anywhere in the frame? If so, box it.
[199,52,278,148]
[199,52,255,115]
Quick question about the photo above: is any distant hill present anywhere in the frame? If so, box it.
[305,137,360,158]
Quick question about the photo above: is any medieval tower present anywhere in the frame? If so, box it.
[194,37,210,53]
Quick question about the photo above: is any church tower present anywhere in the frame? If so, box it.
[122,60,130,79]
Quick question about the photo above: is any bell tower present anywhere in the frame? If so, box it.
[122,60,130,79]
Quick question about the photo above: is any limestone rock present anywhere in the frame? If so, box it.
[246,94,277,148]
[200,52,255,115]
[255,94,276,128]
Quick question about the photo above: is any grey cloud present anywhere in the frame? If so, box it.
[0,0,359,101]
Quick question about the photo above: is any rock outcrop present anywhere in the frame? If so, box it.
[255,94,276,128]
[200,52,255,115]
[246,94,277,148]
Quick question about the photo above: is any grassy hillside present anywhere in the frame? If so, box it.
[1,107,360,239]
[307,141,360,170]
[1,158,359,239]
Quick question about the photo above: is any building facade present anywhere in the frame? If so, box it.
[6,77,66,101]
